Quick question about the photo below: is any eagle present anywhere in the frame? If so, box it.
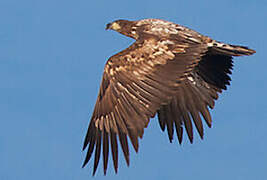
[82,19,255,175]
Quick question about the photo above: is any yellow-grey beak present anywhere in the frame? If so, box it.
[105,23,112,30]
[105,22,121,31]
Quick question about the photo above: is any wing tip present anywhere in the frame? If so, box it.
[82,143,87,151]
[92,168,97,176]
[81,162,87,169]
[189,138,193,144]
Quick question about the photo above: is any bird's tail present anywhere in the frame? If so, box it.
[210,41,256,56]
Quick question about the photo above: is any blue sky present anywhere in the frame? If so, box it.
[1,0,266,179]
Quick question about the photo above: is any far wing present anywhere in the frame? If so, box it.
[157,51,233,143]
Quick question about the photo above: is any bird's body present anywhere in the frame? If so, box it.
[82,19,255,175]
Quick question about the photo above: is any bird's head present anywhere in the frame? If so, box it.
[106,20,139,39]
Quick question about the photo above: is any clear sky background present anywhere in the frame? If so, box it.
[1,0,266,180]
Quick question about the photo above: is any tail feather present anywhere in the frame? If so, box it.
[208,41,256,56]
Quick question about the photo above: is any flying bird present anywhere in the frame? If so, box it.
[82,18,255,175]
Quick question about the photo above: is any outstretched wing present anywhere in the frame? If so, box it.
[82,36,207,175]
[157,40,255,144]
[157,51,233,143]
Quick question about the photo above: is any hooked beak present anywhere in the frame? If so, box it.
[105,22,121,31]
[105,23,112,30]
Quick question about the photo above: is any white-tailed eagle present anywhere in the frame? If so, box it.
[82,19,255,175]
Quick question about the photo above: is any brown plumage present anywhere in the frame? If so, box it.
[82,19,255,175]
